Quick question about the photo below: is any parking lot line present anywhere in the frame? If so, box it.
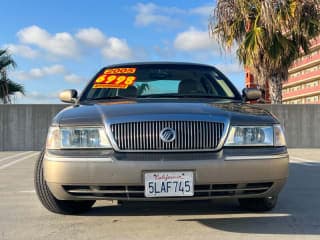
[290,156,320,166]
[0,152,39,170]
[19,190,36,193]
[290,156,318,163]
[0,151,33,163]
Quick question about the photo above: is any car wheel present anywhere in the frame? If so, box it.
[238,196,278,212]
[34,150,95,215]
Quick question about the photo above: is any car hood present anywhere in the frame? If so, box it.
[53,99,277,126]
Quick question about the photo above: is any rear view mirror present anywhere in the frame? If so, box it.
[59,89,78,103]
[242,88,262,101]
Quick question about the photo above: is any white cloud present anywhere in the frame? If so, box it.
[215,63,243,75]
[76,27,133,60]
[76,28,107,47]
[11,25,134,61]
[190,5,213,16]
[3,44,39,59]
[64,73,86,83]
[174,27,217,52]
[12,64,66,80]
[14,91,60,104]
[17,25,79,58]
[133,3,214,27]
[134,3,182,27]
[102,37,132,60]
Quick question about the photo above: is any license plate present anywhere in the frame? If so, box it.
[144,171,194,197]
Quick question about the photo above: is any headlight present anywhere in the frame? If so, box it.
[225,125,286,147]
[46,126,112,149]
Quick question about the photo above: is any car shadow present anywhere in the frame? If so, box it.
[83,199,245,216]
[81,162,320,235]
[177,215,320,235]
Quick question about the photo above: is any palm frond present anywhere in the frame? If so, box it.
[0,49,17,70]
[7,79,25,95]
[0,79,25,99]
[0,49,22,103]
[211,0,320,103]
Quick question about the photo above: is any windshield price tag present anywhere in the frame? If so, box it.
[104,68,136,75]
[93,68,137,89]
[93,74,137,89]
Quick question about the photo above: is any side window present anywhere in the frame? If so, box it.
[216,80,235,97]
[211,72,235,97]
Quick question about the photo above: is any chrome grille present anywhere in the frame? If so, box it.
[110,121,225,151]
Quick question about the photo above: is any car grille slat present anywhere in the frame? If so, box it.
[204,122,208,148]
[110,121,224,152]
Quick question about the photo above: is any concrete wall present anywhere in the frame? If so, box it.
[0,105,66,151]
[0,104,319,150]
[259,104,320,148]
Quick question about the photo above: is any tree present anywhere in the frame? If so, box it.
[210,0,320,103]
[0,49,24,104]
[137,83,149,95]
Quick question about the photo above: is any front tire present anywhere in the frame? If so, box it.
[238,196,278,212]
[34,150,95,215]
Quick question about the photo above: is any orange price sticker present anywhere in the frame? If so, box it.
[93,74,137,89]
[104,68,136,75]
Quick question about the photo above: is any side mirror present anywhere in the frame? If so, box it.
[242,88,262,101]
[59,89,78,103]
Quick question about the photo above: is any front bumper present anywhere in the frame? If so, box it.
[43,148,289,201]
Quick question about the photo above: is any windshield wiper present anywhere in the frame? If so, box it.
[85,96,134,101]
[137,93,178,98]
[137,94,235,99]
[85,94,235,101]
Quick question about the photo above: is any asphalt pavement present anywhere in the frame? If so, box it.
[0,149,319,240]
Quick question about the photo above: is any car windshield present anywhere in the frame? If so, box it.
[80,64,242,101]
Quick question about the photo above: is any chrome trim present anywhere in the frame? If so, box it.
[45,153,288,162]
[104,116,230,152]
[67,189,142,194]
[45,155,113,162]
[66,187,270,194]
[224,154,289,161]
[160,127,176,143]
[197,187,270,192]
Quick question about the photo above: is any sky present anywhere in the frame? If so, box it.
[1,0,245,103]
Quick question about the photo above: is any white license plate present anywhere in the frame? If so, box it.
[144,171,194,197]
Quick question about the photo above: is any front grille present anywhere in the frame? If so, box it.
[110,121,225,151]
[63,182,273,199]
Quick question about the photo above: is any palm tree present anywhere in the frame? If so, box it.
[0,49,24,103]
[137,83,149,95]
[210,0,320,103]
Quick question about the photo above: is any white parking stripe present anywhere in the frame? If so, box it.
[290,156,319,166]
[0,151,32,162]
[19,190,36,193]
[290,157,304,163]
[291,156,319,163]
[0,152,39,170]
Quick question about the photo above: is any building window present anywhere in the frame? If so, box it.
[305,96,319,103]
